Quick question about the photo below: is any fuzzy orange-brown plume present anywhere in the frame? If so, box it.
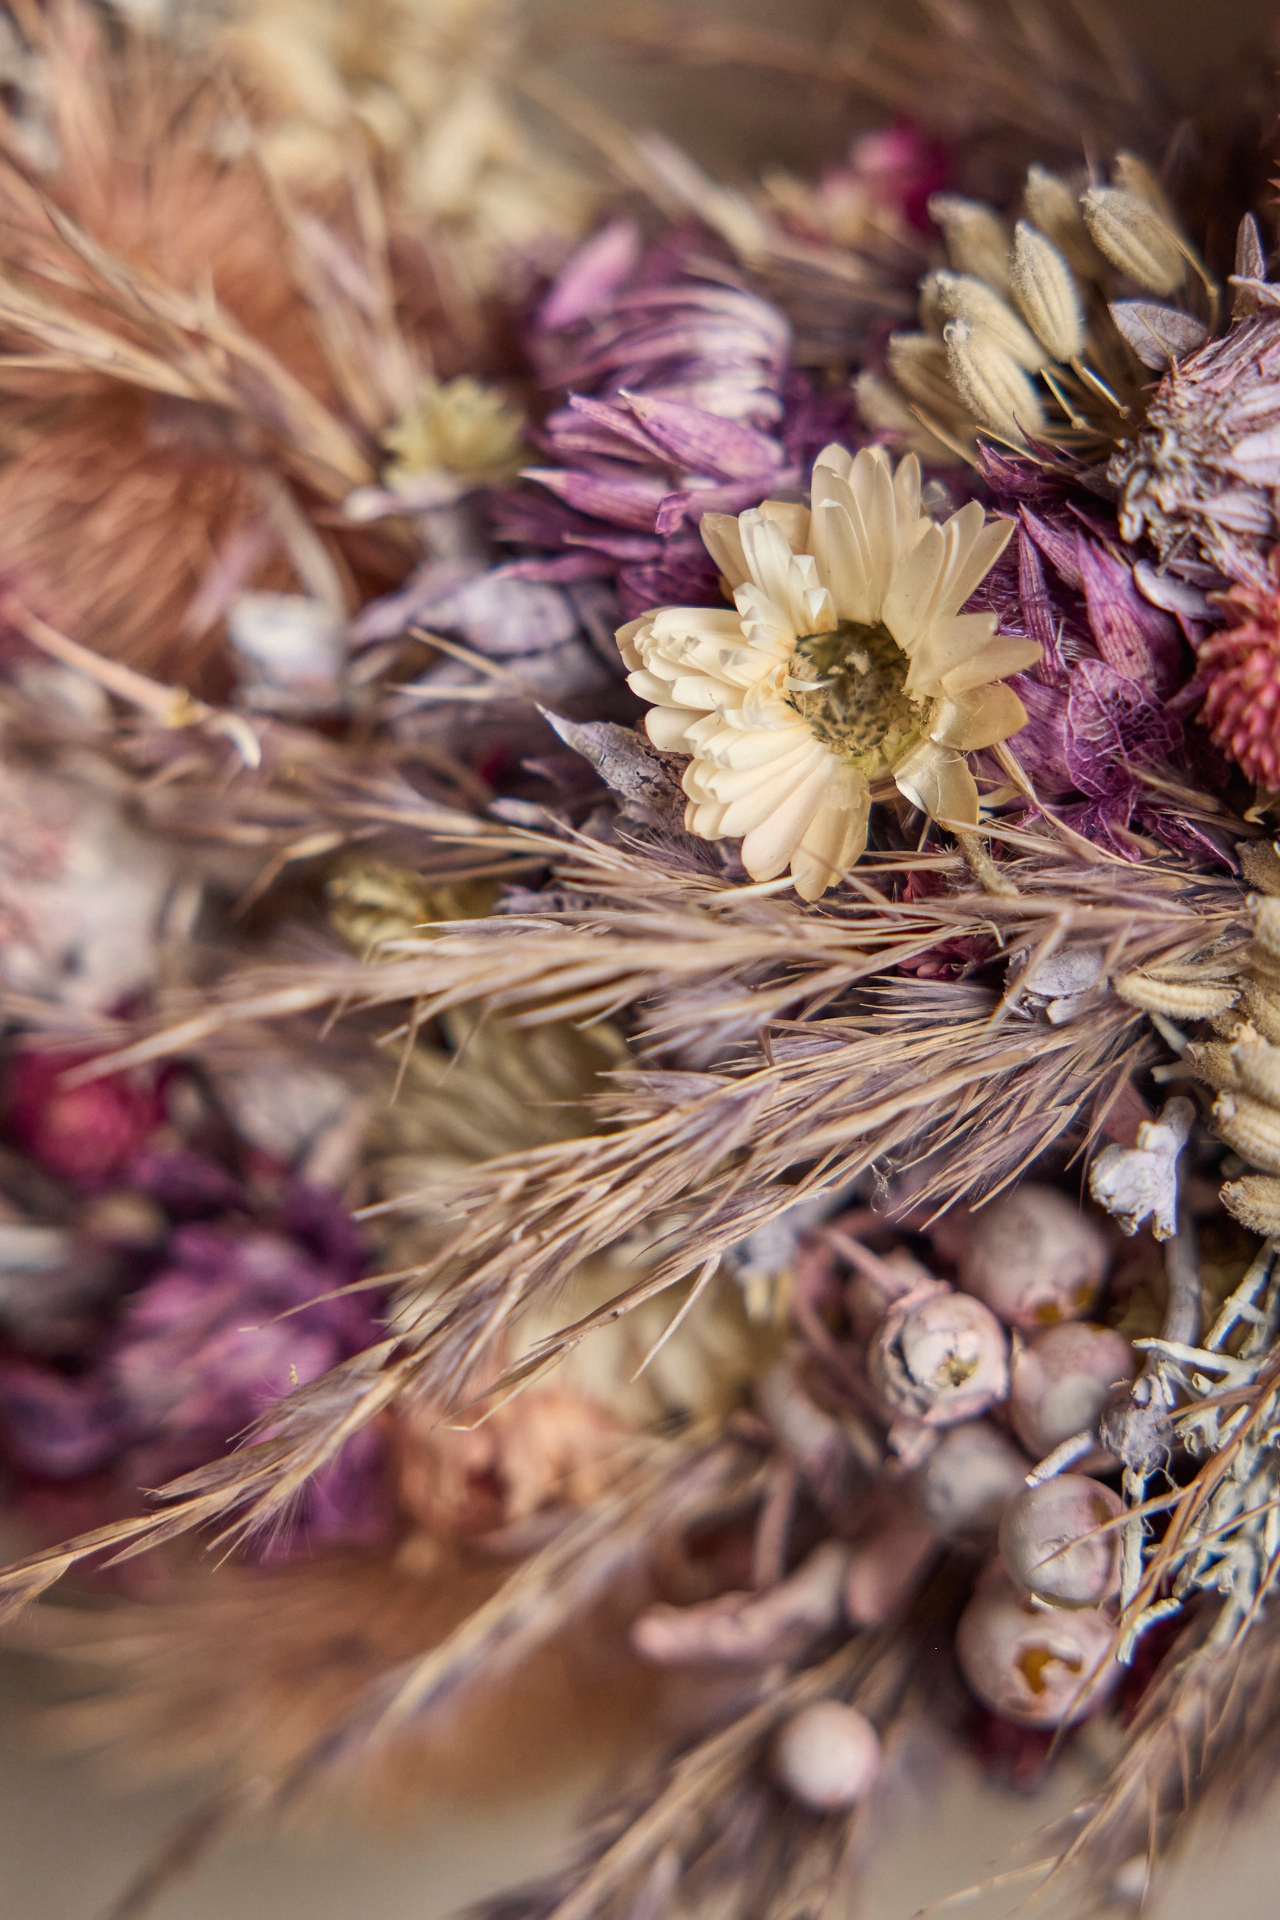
[0,3,432,693]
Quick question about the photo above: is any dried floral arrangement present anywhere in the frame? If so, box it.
[4,1,1280,1915]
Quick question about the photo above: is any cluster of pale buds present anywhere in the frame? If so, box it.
[859,155,1215,460]
[628,1183,1138,1768]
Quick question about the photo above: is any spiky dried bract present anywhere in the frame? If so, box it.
[1114,316,1280,587]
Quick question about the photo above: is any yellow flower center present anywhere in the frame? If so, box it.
[788,621,923,774]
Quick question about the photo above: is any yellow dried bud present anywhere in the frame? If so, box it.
[1231,1036,1280,1106]
[1214,1089,1280,1174]
[1112,972,1238,1018]
[1023,166,1099,277]
[1222,1173,1280,1236]
[943,319,1046,443]
[1009,223,1085,362]
[928,193,1011,292]
[1081,187,1185,296]
[1252,895,1280,959]
[925,271,1048,370]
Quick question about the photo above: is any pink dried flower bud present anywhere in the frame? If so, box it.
[955,1570,1121,1727]
[953,1184,1110,1330]
[771,1701,880,1811]
[870,1287,1008,1427]
[632,1541,849,1668]
[998,1474,1123,1607]
[1008,1322,1135,1460]
[916,1420,1031,1543]
[844,1513,938,1626]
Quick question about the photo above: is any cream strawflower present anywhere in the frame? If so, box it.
[617,445,1038,900]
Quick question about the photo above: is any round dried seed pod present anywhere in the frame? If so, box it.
[998,1473,1123,1607]
[1010,223,1085,361]
[916,1420,1031,1543]
[955,1571,1120,1727]
[771,1701,881,1811]
[1081,186,1186,296]
[869,1287,1009,1427]
[1008,1322,1135,1460]
[954,1183,1109,1331]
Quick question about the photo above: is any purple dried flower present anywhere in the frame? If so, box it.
[972,449,1233,864]
[496,234,861,619]
[0,1185,388,1552]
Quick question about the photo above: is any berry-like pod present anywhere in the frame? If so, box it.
[915,1420,1031,1543]
[1008,1322,1135,1460]
[952,1184,1109,1330]
[771,1701,881,1811]
[869,1286,1009,1426]
[955,1570,1121,1727]
[998,1473,1123,1607]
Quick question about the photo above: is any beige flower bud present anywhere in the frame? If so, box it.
[1009,223,1085,361]
[928,193,1011,292]
[1081,186,1186,296]
[854,371,964,466]
[1023,165,1099,277]
[887,331,964,418]
[925,270,1048,370]
[943,318,1046,443]
[1112,151,1177,224]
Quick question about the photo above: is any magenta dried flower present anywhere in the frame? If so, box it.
[7,1049,162,1188]
[498,234,860,620]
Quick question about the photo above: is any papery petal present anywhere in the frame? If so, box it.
[701,511,749,588]
[894,740,981,825]
[717,740,830,832]
[791,780,872,899]
[813,498,877,625]
[739,753,837,878]
[936,511,1015,617]
[760,500,813,552]
[903,612,1001,693]
[938,635,1042,696]
[930,682,1029,750]
[645,705,699,751]
[882,522,946,648]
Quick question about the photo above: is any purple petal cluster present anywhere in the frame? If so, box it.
[973,449,1228,864]
[495,222,859,618]
[0,1052,389,1554]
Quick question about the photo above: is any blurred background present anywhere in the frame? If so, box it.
[2,0,1279,1913]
